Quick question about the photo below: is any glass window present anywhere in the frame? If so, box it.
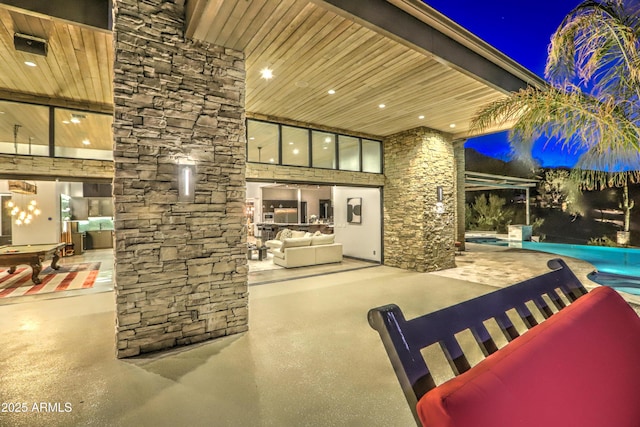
[362,139,382,173]
[247,120,279,164]
[281,126,309,167]
[338,135,360,171]
[0,101,49,156]
[55,109,113,160]
[312,131,335,169]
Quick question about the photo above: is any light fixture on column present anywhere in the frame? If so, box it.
[6,180,41,225]
[178,161,196,202]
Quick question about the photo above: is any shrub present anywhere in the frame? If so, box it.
[468,194,514,233]
[587,235,618,247]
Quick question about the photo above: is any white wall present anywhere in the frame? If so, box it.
[333,186,381,262]
[301,187,331,220]
[12,181,60,245]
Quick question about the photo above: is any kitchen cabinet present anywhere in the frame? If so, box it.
[70,197,113,219]
[88,198,113,217]
[71,197,88,220]
[86,230,113,249]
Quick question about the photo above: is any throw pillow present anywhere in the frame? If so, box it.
[281,237,312,249]
[280,229,293,240]
[311,234,335,246]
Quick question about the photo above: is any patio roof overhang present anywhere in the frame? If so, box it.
[465,171,538,192]
[185,0,545,138]
[465,171,539,225]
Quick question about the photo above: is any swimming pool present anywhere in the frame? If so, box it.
[467,237,640,296]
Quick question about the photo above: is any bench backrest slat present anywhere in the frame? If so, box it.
[548,289,567,310]
[469,323,498,356]
[495,312,520,341]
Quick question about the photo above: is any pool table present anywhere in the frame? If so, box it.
[0,243,66,285]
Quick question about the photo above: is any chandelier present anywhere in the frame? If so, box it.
[6,180,41,226]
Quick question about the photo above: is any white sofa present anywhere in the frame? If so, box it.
[272,234,342,268]
[264,229,307,251]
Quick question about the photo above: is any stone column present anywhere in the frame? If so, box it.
[383,127,456,272]
[112,0,247,357]
[454,140,466,251]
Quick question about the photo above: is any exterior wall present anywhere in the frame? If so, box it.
[246,163,384,187]
[0,154,113,180]
[113,0,247,357]
[383,127,456,272]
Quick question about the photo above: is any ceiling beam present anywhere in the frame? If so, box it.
[0,0,112,30]
[0,89,113,114]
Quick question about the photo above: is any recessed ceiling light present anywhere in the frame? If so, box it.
[62,120,70,124]
[269,158,274,163]
[260,68,274,80]
[288,142,293,145]
[70,117,81,124]
[82,139,91,145]
[328,89,336,95]
[293,149,299,155]
[24,61,36,67]
[449,123,456,128]
[378,104,386,109]
[324,137,331,143]
[418,115,425,120]
[249,137,255,140]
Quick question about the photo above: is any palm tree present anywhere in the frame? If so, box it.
[472,0,640,242]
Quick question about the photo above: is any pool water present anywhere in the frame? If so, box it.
[467,237,640,296]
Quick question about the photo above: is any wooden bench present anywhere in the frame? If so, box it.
[368,258,640,426]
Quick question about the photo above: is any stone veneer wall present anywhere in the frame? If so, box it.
[384,127,456,272]
[113,0,247,357]
[0,154,113,180]
[246,163,385,187]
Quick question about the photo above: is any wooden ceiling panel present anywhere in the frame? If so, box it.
[0,6,113,111]
[188,0,512,138]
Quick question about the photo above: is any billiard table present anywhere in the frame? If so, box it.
[0,243,66,285]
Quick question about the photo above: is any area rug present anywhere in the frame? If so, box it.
[248,253,283,272]
[0,262,101,298]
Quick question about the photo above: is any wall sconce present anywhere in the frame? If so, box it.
[178,163,196,202]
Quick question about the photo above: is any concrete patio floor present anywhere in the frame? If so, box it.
[1,244,637,427]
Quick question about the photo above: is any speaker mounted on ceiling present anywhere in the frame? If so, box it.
[14,33,48,57]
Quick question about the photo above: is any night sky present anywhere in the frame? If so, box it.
[424,1,584,167]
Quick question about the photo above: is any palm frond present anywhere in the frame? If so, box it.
[471,85,640,168]
[472,0,640,183]
[546,0,640,103]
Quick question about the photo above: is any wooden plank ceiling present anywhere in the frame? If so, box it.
[0,6,113,111]
[187,0,514,139]
[0,5,113,151]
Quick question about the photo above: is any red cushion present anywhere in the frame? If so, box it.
[417,286,640,427]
